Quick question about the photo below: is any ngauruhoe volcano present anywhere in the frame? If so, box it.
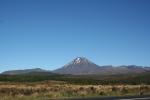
[54,57,101,75]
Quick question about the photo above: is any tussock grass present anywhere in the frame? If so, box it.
[0,81,150,100]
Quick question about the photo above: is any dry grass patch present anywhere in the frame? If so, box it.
[0,81,150,100]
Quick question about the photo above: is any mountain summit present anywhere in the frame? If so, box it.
[53,57,101,75]
[71,57,90,64]
[64,57,95,67]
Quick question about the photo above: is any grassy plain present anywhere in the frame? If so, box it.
[0,81,150,100]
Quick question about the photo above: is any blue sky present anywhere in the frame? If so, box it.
[0,0,150,72]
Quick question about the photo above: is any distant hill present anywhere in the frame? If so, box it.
[1,57,150,75]
[1,68,49,75]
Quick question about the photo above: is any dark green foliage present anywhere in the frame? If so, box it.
[0,72,150,85]
[99,91,105,95]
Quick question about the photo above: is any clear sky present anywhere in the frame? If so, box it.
[0,0,150,72]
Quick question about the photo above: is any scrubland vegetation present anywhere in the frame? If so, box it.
[0,73,150,100]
